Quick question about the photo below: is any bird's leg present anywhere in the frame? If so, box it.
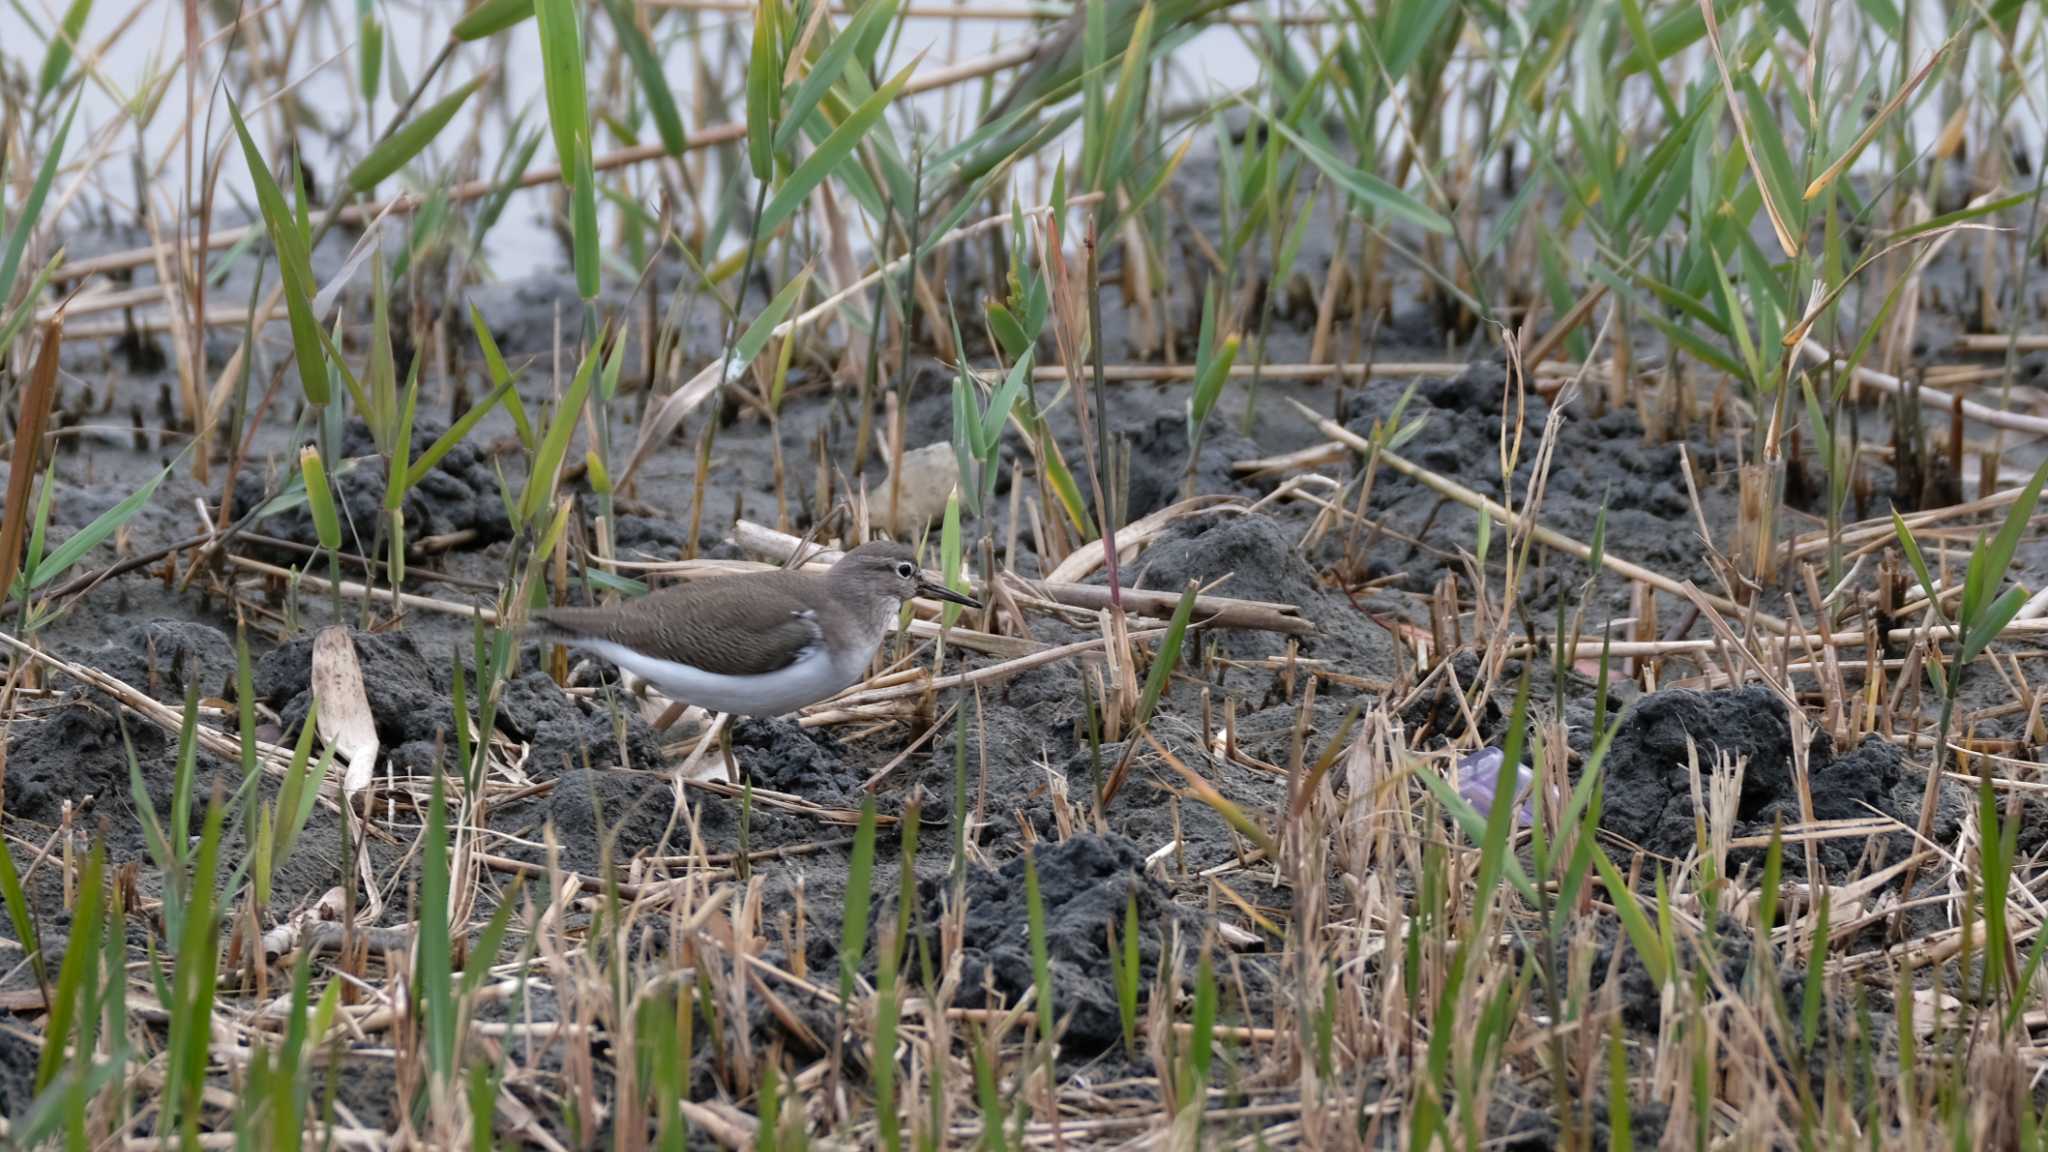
[718,715,738,785]
[652,698,689,732]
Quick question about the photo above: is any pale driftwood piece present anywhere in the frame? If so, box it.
[309,627,388,924]
[1042,495,1241,584]
[1797,337,2048,436]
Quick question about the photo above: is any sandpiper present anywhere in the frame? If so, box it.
[535,541,981,717]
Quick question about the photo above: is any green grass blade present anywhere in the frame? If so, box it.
[468,301,534,450]
[1133,581,1197,730]
[532,0,597,298]
[0,840,44,992]
[1889,508,1944,626]
[757,57,919,243]
[454,0,533,38]
[1413,766,1539,904]
[734,266,813,366]
[420,763,456,1084]
[746,0,781,181]
[1962,584,2029,668]
[34,844,101,1092]
[227,99,329,406]
[407,378,513,489]
[1,98,78,313]
[1256,103,1448,235]
[164,795,225,1142]
[604,0,687,157]
[1118,888,1139,1052]
[1592,846,1669,987]
[345,75,487,192]
[1025,852,1053,1048]
[463,879,524,998]
[940,488,964,629]
[1972,457,2048,612]
[36,0,93,103]
[774,0,892,155]
[358,3,384,104]
[26,461,171,590]
[518,342,599,526]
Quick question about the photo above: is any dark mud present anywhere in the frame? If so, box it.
[5,144,2045,1145]
[1596,685,1965,885]
[83,620,239,704]
[1337,364,1740,616]
[914,833,1179,1053]
[231,416,513,555]
[495,664,667,776]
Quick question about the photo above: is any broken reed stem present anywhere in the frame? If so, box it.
[0,319,63,611]
[1028,359,1469,383]
[1797,338,2048,437]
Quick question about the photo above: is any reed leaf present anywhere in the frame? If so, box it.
[758,56,918,243]
[228,99,329,406]
[604,0,687,157]
[1,99,76,316]
[346,75,487,192]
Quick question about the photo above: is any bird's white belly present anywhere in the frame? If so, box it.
[573,638,871,717]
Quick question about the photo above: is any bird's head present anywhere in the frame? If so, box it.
[831,540,982,611]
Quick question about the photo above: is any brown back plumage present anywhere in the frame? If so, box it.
[533,541,928,677]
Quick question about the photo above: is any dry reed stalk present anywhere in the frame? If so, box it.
[1798,338,2048,436]
[0,319,62,604]
[1953,333,2048,352]
[1029,358,1470,383]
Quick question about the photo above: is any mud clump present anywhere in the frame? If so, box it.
[1,700,230,852]
[611,515,735,561]
[732,718,863,802]
[496,668,665,776]
[918,834,1176,1053]
[1596,686,1958,878]
[84,620,235,704]
[257,633,663,776]
[232,417,510,554]
[1124,512,1395,676]
[547,769,677,872]
[0,1028,39,1121]
[1120,411,1262,521]
[1340,365,1724,615]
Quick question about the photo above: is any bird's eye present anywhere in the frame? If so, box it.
[895,562,916,578]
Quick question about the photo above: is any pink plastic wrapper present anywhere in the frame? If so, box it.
[1455,747,1532,829]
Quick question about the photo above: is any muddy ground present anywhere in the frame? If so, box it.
[4,147,2046,1143]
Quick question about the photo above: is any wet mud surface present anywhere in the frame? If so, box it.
[0,160,2043,1140]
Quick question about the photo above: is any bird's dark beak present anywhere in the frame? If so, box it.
[916,577,982,610]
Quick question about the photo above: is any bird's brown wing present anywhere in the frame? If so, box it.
[535,573,824,677]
